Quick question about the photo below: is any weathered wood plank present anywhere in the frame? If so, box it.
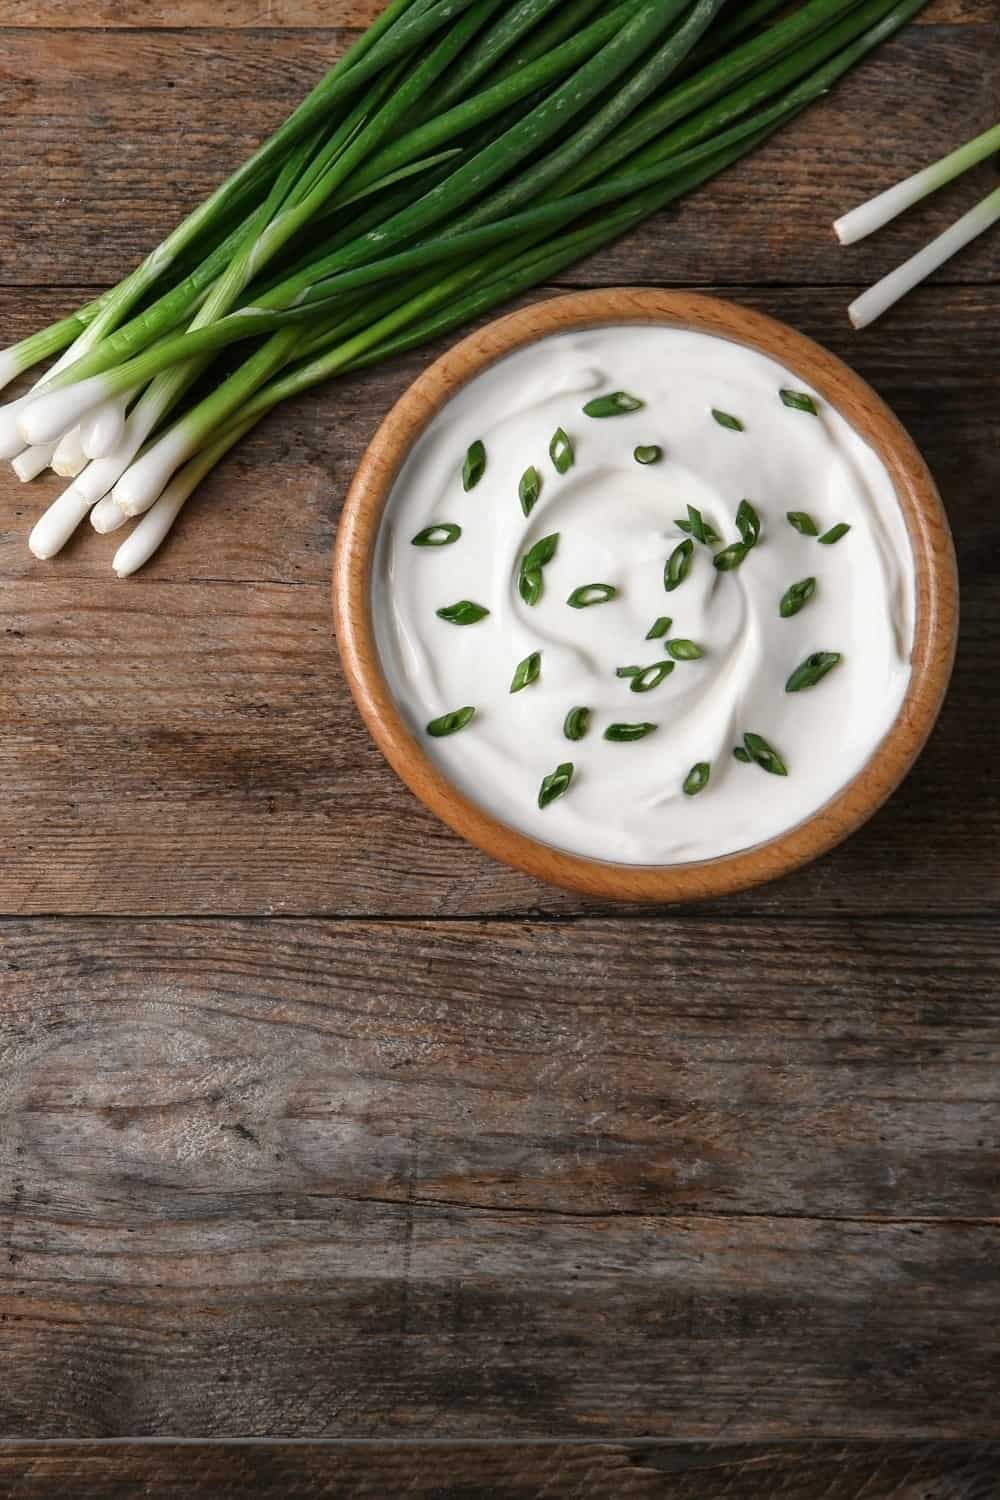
[2,918,999,1438]
[2,284,997,917]
[1,17,997,289]
[0,1441,996,1498]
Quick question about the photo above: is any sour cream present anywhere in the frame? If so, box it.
[373,326,914,865]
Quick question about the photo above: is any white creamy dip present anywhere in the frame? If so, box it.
[373,326,914,865]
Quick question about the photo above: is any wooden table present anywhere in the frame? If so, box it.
[1,1,998,1493]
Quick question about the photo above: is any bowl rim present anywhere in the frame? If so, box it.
[333,287,958,903]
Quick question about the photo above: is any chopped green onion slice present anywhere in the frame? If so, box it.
[645,615,672,640]
[634,444,662,465]
[664,538,694,592]
[714,542,749,572]
[436,599,489,625]
[518,531,559,606]
[779,389,818,415]
[676,517,722,546]
[567,582,617,609]
[426,706,476,738]
[736,500,760,549]
[818,522,851,545]
[683,761,711,796]
[412,523,461,547]
[519,567,543,607]
[605,722,658,742]
[510,650,541,693]
[549,428,574,474]
[779,577,817,618]
[785,650,842,693]
[563,706,591,742]
[462,439,486,491]
[743,732,788,776]
[522,532,559,571]
[519,465,541,517]
[733,746,752,764]
[583,391,644,418]
[630,661,675,693]
[685,504,708,545]
[538,761,574,809]
[616,665,641,679]
[712,409,744,432]
[787,511,819,536]
[665,638,704,661]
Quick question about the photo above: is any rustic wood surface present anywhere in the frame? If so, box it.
[1,0,999,1492]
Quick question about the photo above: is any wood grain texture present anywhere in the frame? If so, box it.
[1,916,999,1438]
[1,14,998,289]
[2,283,996,916]
[0,1441,998,1498]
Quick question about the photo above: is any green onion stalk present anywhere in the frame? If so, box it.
[7,0,930,570]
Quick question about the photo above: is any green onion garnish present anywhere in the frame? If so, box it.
[733,746,752,764]
[683,761,711,796]
[779,577,817,618]
[676,516,722,546]
[736,500,760,549]
[685,504,708,545]
[664,538,694,592]
[412,523,461,548]
[818,522,851,545]
[665,639,704,660]
[712,409,744,432]
[583,391,644,418]
[563,706,591,742]
[549,428,574,474]
[713,542,749,572]
[645,615,672,640]
[743,732,788,776]
[518,531,559,606]
[634,445,662,465]
[538,761,574,809]
[519,568,543,607]
[787,511,819,536]
[462,439,486,491]
[436,600,489,625]
[519,466,541,517]
[510,650,541,693]
[785,651,842,693]
[630,662,675,693]
[780,390,818,414]
[426,706,476,738]
[567,583,617,609]
[604,722,658,742]
[616,665,641,679]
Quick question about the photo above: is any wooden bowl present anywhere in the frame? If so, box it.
[333,289,957,902]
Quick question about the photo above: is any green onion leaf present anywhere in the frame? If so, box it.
[683,761,711,796]
[563,706,591,742]
[630,662,675,694]
[462,439,486,491]
[665,638,704,661]
[785,650,842,693]
[549,428,574,474]
[634,445,662,466]
[713,542,749,572]
[743,732,788,776]
[676,517,722,547]
[645,615,672,640]
[426,706,476,738]
[664,538,694,592]
[712,409,744,432]
[412,523,461,548]
[779,389,818,415]
[519,466,541,517]
[733,746,752,764]
[779,577,817,618]
[519,567,543,607]
[436,600,489,625]
[567,582,617,609]
[510,650,541,693]
[818,522,851,545]
[685,504,708,545]
[522,532,560,571]
[604,722,658,742]
[538,761,574,810]
[787,511,819,536]
[736,500,760,549]
[583,391,644,418]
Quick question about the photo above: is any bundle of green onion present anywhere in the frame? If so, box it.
[1,0,929,574]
